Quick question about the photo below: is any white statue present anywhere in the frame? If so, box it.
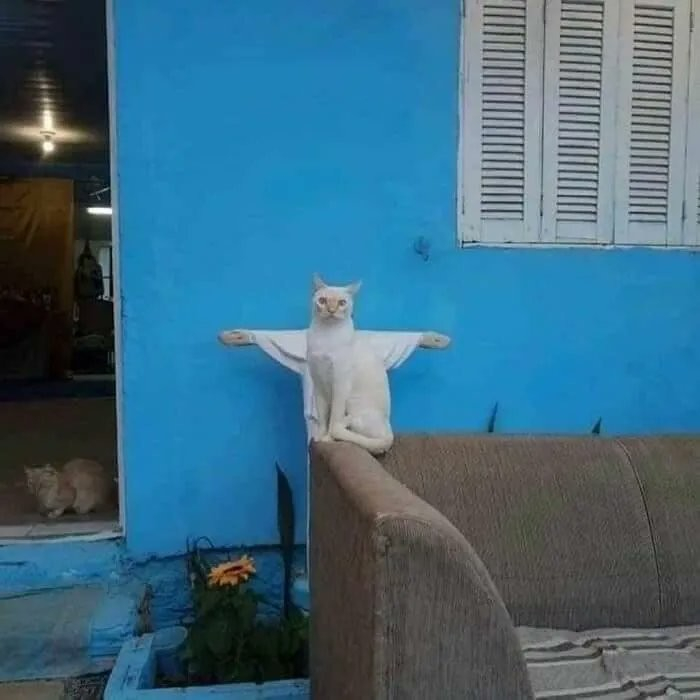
[219,276,450,453]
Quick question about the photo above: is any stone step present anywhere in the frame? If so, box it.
[0,583,146,682]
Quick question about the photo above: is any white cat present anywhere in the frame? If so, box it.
[25,459,112,518]
[306,274,393,455]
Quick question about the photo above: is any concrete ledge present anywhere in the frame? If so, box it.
[104,634,309,700]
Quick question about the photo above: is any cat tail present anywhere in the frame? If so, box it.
[329,425,394,456]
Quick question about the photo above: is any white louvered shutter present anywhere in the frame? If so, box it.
[614,0,692,246]
[540,0,620,243]
[460,0,544,244]
[683,1,700,245]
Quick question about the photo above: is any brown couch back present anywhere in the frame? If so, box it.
[616,437,700,625]
[380,435,700,629]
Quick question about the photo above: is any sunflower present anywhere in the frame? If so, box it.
[207,555,257,587]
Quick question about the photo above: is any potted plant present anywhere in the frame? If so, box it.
[105,466,309,699]
[181,550,308,686]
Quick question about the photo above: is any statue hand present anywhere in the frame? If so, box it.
[218,330,255,346]
[419,332,450,349]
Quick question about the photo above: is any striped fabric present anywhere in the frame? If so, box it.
[519,625,700,698]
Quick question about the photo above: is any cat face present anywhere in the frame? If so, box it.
[311,274,361,322]
[24,464,57,493]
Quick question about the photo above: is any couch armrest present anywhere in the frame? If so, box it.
[310,442,533,700]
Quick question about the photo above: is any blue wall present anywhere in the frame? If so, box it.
[0,538,301,634]
[112,0,700,558]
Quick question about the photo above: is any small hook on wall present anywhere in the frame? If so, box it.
[413,236,431,261]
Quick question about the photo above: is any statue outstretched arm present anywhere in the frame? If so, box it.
[220,329,450,350]
[218,328,307,374]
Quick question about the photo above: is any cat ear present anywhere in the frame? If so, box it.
[312,273,327,292]
[346,280,362,296]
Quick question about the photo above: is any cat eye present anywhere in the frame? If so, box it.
[318,297,327,305]
[339,300,347,306]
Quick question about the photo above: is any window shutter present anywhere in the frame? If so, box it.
[614,0,692,246]
[460,0,544,244]
[683,1,700,245]
[540,0,620,244]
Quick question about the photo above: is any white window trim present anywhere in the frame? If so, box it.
[107,0,126,539]
[684,1,700,245]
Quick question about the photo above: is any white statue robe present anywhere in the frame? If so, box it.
[250,330,422,438]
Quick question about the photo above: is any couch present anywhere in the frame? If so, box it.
[309,435,700,699]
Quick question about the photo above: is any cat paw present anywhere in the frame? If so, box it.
[317,433,333,443]
[47,509,64,519]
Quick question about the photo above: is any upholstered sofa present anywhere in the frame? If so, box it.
[309,435,700,699]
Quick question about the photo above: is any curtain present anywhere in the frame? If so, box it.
[0,179,74,378]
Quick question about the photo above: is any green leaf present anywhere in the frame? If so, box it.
[276,462,295,617]
[487,402,499,433]
[235,592,258,631]
[264,656,287,681]
[205,617,233,657]
[197,589,225,617]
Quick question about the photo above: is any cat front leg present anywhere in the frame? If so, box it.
[328,378,351,441]
[314,391,331,441]
[47,508,65,519]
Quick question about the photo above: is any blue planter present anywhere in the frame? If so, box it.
[151,626,188,681]
[104,634,309,700]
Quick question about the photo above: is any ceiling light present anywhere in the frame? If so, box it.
[41,131,55,154]
[87,206,112,216]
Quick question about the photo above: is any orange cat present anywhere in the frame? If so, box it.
[25,459,112,518]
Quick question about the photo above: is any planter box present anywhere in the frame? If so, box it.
[104,634,309,700]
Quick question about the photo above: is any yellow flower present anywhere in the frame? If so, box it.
[207,555,256,587]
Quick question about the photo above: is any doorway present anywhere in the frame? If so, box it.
[0,0,121,538]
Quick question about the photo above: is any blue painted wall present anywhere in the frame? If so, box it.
[0,539,299,645]
[0,539,123,594]
[112,0,700,558]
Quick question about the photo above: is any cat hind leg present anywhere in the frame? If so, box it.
[73,497,95,515]
[329,413,394,455]
[328,425,393,455]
